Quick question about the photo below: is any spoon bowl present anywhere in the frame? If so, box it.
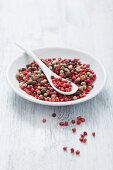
[7,47,106,106]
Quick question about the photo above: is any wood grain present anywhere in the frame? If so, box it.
[0,0,113,169]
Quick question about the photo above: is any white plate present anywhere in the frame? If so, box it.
[7,47,106,106]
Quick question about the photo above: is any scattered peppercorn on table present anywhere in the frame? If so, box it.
[0,0,113,170]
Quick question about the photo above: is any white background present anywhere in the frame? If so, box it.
[0,0,113,170]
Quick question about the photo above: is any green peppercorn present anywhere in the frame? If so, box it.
[51,94,56,98]
[65,68,69,72]
[75,77,81,83]
[23,77,26,80]
[37,71,42,74]
[83,85,86,90]
[23,83,27,87]
[43,79,47,83]
[88,86,92,90]
[89,73,93,78]
[73,96,77,100]
[75,67,81,72]
[34,71,38,74]
[28,72,31,77]
[37,90,41,94]
[20,74,24,78]
[41,88,46,94]
[32,64,35,67]
[21,68,26,71]
[81,82,86,85]
[31,81,37,86]
[66,72,71,77]
[31,67,35,71]
[39,95,44,100]
[40,73,44,77]
[62,63,67,67]
[18,69,22,72]
[52,60,57,65]
[49,66,53,70]
[86,72,90,76]
[27,80,32,85]
[66,78,70,80]
[78,86,84,91]
[32,76,38,81]
[37,86,41,90]
[60,70,64,73]
[40,81,44,86]
[79,69,82,72]
[16,74,20,80]
[26,64,31,68]
[44,93,48,97]
[61,66,65,70]
[68,65,73,70]
[50,91,54,95]
[76,90,81,95]
[19,82,23,86]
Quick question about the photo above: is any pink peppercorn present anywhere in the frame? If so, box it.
[81,118,85,122]
[75,150,80,155]
[77,120,81,125]
[70,148,74,153]
[52,113,56,117]
[83,138,87,143]
[72,128,76,133]
[64,121,69,126]
[79,137,84,142]
[80,134,85,138]
[71,119,76,124]
[92,132,95,136]
[63,146,67,151]
[83,131,87,136]
[52,76,72,92]
[42,118,46,123]
[59,121,65,126]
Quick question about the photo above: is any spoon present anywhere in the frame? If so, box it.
[15,43,78,95]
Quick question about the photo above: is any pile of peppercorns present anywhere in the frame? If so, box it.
[16,58,96,102]
[42,113,96,156]
[51,76,72,92]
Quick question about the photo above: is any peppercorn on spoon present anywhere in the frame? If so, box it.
[15,43,78,95]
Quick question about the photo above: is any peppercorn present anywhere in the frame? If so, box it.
[63,146,67,151]
[75,150,80,155]
[71,120,76,124]
[83,131,87,136]
[73,96,77,100]
[21,68,26,71]
[70,148,74,153]
[32,81,37,86]
[27,80,32,85]
[59,122,65,126]
[92,132,95,136]
[42,118,46,123]
[52,113,56,117]
[75,77,81,83]
[16,73,20,80]
[41,88,46,94]
[72,128,76,133]
[26,64,31,68]
[64,121,68,126]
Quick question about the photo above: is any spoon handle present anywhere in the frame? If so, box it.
[15,43,52,76]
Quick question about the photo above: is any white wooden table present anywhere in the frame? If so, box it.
[0,0,113,169]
